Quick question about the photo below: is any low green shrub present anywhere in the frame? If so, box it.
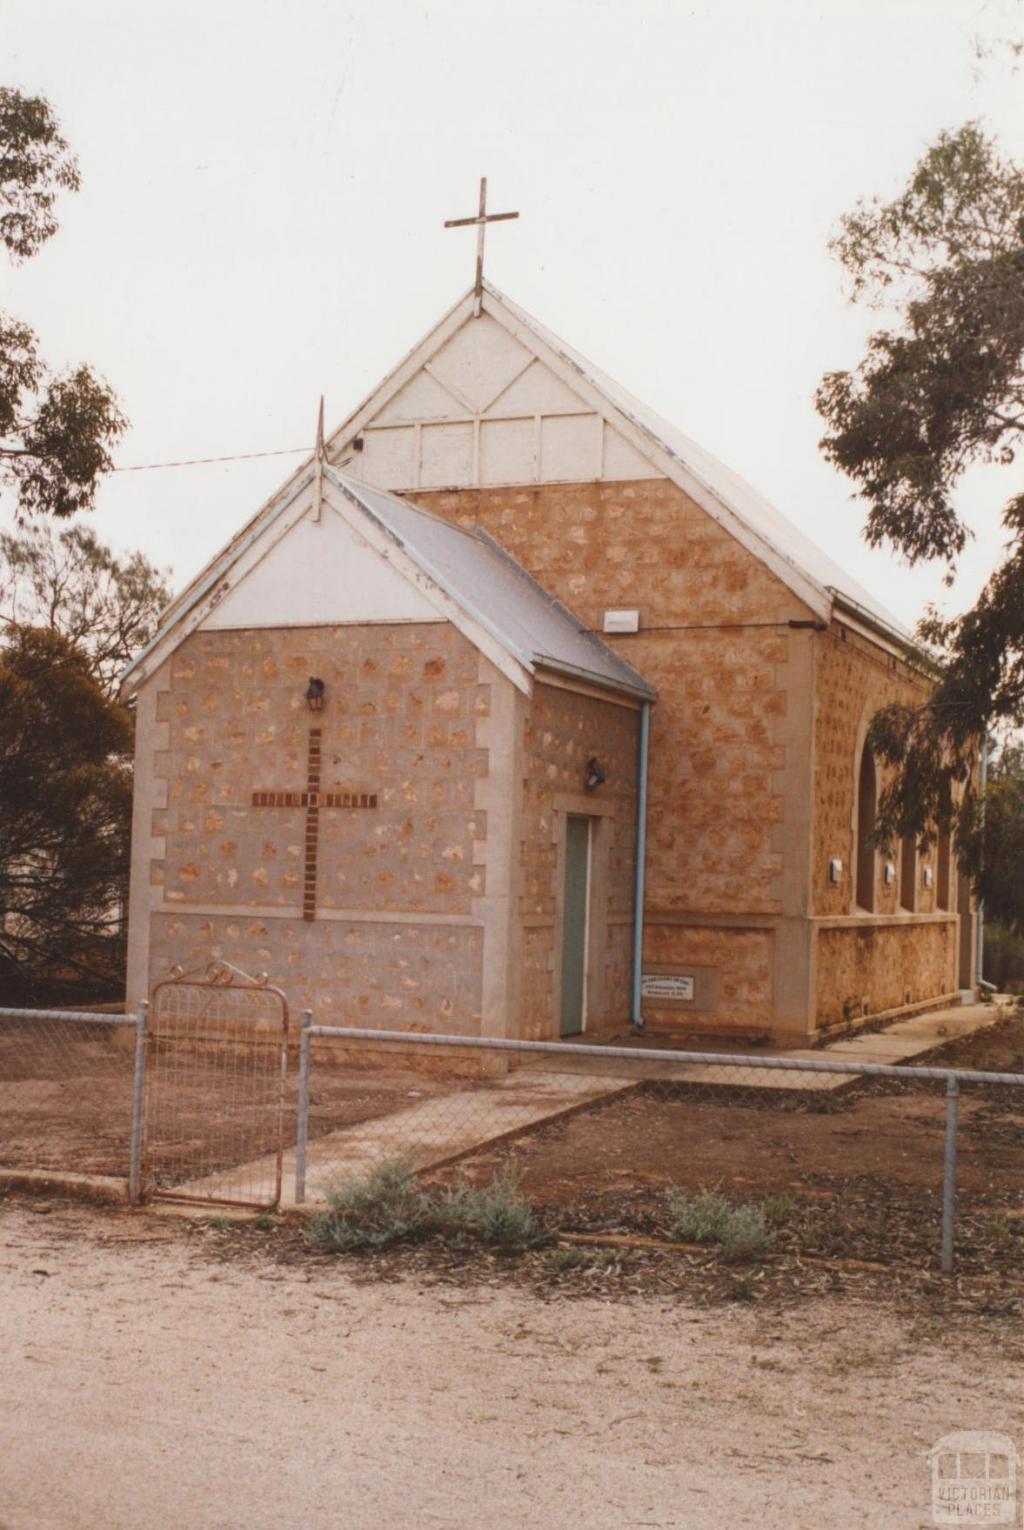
[310,1157,434,1252]
[760,1194,798,1227]
[669,1187,775,1264]
[547,1245,619,1272]
[719,1204,773,1264]
[439,1168,541,1249]
[668,1188,733,1244]
[309,1159,542,1254]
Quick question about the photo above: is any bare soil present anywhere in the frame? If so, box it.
[3,1014,1022,1269]
[443,1017,1024,1278]
[0,1020,458,1182]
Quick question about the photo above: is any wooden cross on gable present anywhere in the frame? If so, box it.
[252,712,377,921]
[444,177,519,316]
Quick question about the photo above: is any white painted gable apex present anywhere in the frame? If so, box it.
[149,280,910,660]
[200,496,441,633]
[120,466,655,704]
[120,470,528,697]
[327,282,908,638]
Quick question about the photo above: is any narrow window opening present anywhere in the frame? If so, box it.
[856,745,877,912]
[900,831,916,912]
[936,828,952,911]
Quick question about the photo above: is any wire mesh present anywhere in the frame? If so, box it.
[0,1008,137,1181]
[298,1027,1024,1275]
[144,979,289,1207]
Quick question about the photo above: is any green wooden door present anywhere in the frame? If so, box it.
[560,816,591,1037]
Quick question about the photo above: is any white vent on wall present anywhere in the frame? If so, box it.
[603,609,640,634]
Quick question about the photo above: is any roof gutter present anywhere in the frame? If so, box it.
[534,655,656,704]
[827,587,934,671]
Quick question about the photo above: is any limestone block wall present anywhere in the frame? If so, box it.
[149,913,484,1033]
[414,477,817,1037]
[812,622,933,916]
[141,620,496,1032]
[643,923,774,1034]
[415,479,815,919]
[815,922,956,1027]
[811,621,962,1024]
[517,681,640,1038]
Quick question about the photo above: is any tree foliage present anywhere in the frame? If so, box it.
[0,88,79,261]
[817,124,1024,864]
[0,626,132,1004]
[0,522,171,696]
[959,744,1024,936]
[0,88,125,519]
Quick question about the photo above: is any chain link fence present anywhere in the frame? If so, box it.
[0,1005,145,1198]
[296,1023,1024,1276]
[2,999,1022,1276]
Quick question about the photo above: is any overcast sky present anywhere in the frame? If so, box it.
[3,0,1022,629]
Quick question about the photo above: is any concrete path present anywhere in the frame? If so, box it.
[166,1001,1008,1209]
[809,1001,1004,1061]
[175,1067,636,1209]
[534,1002,1008,1095]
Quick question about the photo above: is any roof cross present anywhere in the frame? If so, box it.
[444,177,519,316]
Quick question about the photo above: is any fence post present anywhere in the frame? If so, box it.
[294,1008,313,1205]
[940,1074,960,1274]
[128,1000,149,1205]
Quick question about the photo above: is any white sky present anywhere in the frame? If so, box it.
[3,0,1023,629]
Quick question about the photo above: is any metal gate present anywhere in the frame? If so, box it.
[143,966,290,1208]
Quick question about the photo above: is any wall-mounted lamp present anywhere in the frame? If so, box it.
[305,677,326,713]
[584,756,606,793]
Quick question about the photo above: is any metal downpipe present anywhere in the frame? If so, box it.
[631,701,651,1031]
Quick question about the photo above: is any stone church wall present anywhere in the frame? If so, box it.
[416,477,815,1035]
[517,682,640,1038]
[416,478,813,913]
[811,622,960,1025]
[141,620,493,1033]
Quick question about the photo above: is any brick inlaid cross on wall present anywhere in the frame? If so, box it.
[251,727,377,921]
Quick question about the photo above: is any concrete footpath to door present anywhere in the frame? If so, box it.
[174,1001,1009,1211]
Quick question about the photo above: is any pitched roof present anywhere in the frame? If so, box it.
[482,283,911,642]
[119,464,656,703]
[133,279,914,687]
[329,472,656,700]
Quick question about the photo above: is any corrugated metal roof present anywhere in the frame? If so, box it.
[331,470,656,700]
[485,281,912,642]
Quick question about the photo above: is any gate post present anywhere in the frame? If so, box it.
[128,1000,149,1205]
[294,1008,313,1205]
[941,1074,960,1274]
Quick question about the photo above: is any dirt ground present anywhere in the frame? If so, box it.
[436,1018,1024,1276]
[1,1194,1021,1530]
[0,1019,460,1182]
[3,1016,1022,1258]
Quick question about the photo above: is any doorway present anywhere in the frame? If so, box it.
[559,816,592,1036]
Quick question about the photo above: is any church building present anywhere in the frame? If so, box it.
[121,272,976,1046]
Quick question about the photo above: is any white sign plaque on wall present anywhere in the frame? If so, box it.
[641,973,695,1002]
